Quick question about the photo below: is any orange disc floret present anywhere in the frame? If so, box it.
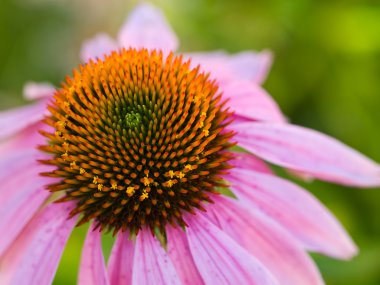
[39,48,235,235]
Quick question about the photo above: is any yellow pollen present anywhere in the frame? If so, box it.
[140,190,149,201]
[177,171,185,179]
[193,96,200,103]
[201,112,207,118]
[126,186,135,196]
[185,164,193,171]
[198,121,204,128]
[97,184,104,191]
[79,168,86,174]
[61,152,68,160]
[56,121,66,129]
[70,161,77,169]
[203,129,209,137]
[165,180,176,188]
[111,183,118,190]
[55,131,62,137]
[168,170,175,178]
[93,176,99,184]
[142,176,151,186]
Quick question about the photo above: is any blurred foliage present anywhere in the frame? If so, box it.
[1,0,379,284]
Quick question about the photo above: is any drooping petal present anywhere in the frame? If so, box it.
[228,168,358,259]
[0,99,48,141]
[205,195,324,285]
[0,202,76,285]
[231,115,252,124]
[287,169,315,182]
[80,33,118,62]
[186,214,279,285]
[232,122,380,187]
[228,50,273,84]
[188,49,272,85]
[108,232,134,285]
[222,81,286,123]
[132,229,181,285]
[0,149,37,182]
[166,226,204,285]
[78,224,110,285]
[0,149,55,256]
[230,152,272,174]
[231,151,314,182]
[0,150,53,203]
[0,167,50,256]
[23,82,55,100]
[117,3,179,53]
[0,122,48,154]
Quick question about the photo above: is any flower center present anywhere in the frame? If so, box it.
[40,48,235,234]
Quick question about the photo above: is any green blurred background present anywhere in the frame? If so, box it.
[1,0,380,284]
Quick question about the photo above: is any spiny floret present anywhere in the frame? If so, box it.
[39,48,235,235]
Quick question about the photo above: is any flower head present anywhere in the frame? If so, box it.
[0,3,380,285]
[40,48,234,234]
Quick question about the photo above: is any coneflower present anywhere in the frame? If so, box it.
[0,4,379,285]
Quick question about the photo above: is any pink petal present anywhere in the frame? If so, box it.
[186,214,279,285]
[231,115,252,124]
[166,226,204,285]
[232,122,380,187]
[80,33,118,62]
[117,3,179,52]
[188,49,272,84]
[287,169,315,182]
[108,232,134,285]
[0,149,37,182]
[229,50,273,84]
[222,81,286,123]
[206,195,324,285]
[0,99,48,140]
[228,168,358,259]
[0,159,50,256]
[23,82,55,100]
[0,202,76,285]
[0,149,54,200]
[0,122,48,154]
[132,229,181,285]
[230,152,272,174]
[78,224,110,285]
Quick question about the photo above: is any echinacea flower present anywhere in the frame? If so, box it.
[1,3,380,285]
